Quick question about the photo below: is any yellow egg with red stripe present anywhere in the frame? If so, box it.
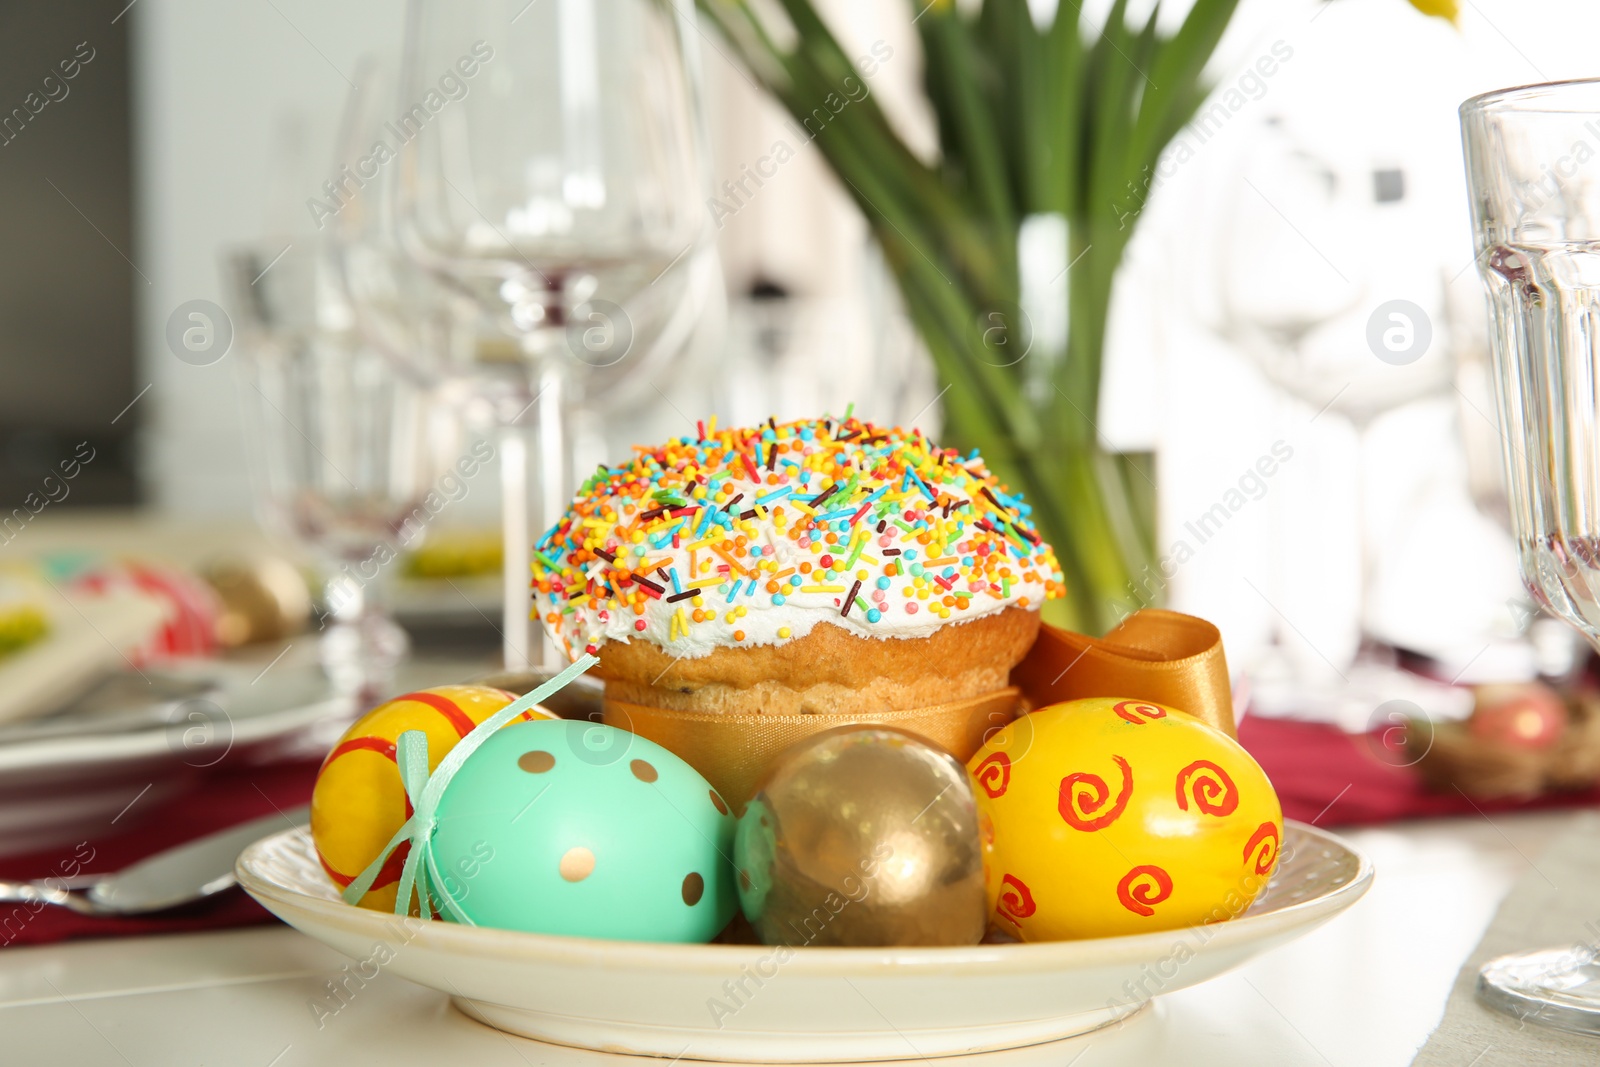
[968,698,1282,940]
[311,685,555,911]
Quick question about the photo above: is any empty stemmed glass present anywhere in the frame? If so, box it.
[1208,115,1456,716]
[1214,119,1370,409]
[1463,77,1600,1035]
[1216,118,1455,424]
[380,0,716,671]
[229,241,462,703]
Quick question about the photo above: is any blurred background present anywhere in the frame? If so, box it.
[4,0,1599,858]
[68,4,1583,659]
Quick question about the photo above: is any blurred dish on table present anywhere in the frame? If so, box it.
[0,565,177,728]
[0,650,343,859]
[388,530,503,632]
[0,648,522,860]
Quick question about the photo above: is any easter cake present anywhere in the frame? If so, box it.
[530,416,1065,717]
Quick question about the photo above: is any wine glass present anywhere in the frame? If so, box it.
[229,241,462,703]
[1445,269,1587,684]
[1214,119,1370,407]
[1216,118,1455,424]
[383,0,716,671]
[1208,114,1456,716]
[1463,77,1600,1035]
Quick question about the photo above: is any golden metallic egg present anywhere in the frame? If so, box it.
[202,555,311,646]
[734,725,986,947]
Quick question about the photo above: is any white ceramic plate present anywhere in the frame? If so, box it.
[0,653,497,858]
[240,820,1372,1063]
[0,658,343,858]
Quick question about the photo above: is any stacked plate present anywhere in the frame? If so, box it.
[0,655,349,858]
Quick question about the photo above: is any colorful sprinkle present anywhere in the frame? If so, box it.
[529,416,1063,657]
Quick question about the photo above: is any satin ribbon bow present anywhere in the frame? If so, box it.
[339,654,600,919]
[1011,609,1234,736]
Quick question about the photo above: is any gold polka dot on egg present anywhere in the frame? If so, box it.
[519,750,555,773]
[559,847,596,883]
[682,872,705,906]
[968,697,1283,941]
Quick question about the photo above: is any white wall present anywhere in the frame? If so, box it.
[132,0,399,516]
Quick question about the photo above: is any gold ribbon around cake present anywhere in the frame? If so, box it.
[1012,608,1235,737]
[607,687,1023,811]
[607,608,1233,810]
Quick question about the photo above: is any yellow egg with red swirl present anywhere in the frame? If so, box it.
[967,697,1282,940]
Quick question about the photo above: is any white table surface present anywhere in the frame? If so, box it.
[0,810,1570,1067]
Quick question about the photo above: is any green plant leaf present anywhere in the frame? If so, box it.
[693,0,1244,631]
[918,8,1017,286]
[1038,1,1084,218]
[1127,0,1240,171]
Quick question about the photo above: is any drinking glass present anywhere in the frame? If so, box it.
[1463,77,1600,1035]
[386,0,716,671]
[1214,120,1369,412]
[1208,115,1458,716]
[1216,119,1456,424]
[229,242,461,702]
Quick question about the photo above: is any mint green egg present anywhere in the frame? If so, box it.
[426,719,737,942]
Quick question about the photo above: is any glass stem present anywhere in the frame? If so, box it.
[500,423,531,671]
[323,568,368,634]
[536,367,566,667]
[319,563,407,704]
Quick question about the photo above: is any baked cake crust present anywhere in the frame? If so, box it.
[599,606,1039,715]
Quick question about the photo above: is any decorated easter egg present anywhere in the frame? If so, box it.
[312,685,553,911]
[427,719,738,942]
[735,726,986,947]
[969,698,1282,940]
[1468,683,1567,750]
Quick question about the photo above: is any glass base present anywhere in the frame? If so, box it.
[1478,946,1600,1036]
[319,613,410,705]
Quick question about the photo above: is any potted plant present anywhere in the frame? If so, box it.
[698,0,1456,633]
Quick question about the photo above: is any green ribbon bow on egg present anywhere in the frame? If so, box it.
[339,654,600,920]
